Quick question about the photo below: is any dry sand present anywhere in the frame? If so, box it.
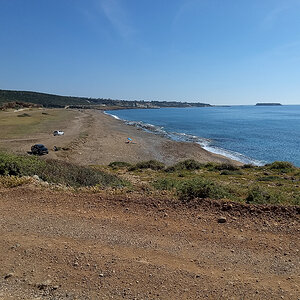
[0,108,241,166]
[63,109,241,166]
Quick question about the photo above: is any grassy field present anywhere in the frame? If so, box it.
[0,109,77,139]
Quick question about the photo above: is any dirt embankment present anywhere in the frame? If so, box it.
[0,185,299,299]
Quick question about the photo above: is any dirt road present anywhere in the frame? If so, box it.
[0,185,299,299]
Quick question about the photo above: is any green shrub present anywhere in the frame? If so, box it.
[246,186,269,204]
[246,186,286,205]
[153,176,228,201]
[204,162,218,171]
[0,152,45,176]
[152,178,180,191]
[0,152,126,188]
[242,164,255,169]
[214,163,240,171]
[129,160,165,171]
[291,193,300,206]
[177,178,229,201]
[257,175,279,181]
[108,161,132,169]
[267,161,295,172]
[165,159,204,172]
[220,170,243,175]
[38,160,123,187]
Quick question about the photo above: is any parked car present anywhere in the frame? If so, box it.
[31,144,48,155]
[53,130,64,136]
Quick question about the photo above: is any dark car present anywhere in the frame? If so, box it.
[31,144,48,155]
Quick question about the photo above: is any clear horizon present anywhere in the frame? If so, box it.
[1,0,300,105]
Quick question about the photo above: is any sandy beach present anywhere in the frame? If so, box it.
[0,108,241,166]
[62,109,241,166]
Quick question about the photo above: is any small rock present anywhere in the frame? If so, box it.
[4,273,14,279]
[33,175,40,181]
[11,243,20,249]
[73,262,79,267]
[37,279,52,290]
[99,273,104,277]
[218,217,227,223]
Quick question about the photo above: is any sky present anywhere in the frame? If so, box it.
[1,0,300,105]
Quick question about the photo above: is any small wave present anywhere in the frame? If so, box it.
[168,132,211,146]
[126,121,168,136]
[103,111,121,120]
[202,144,265,166]
[104,111,265,166]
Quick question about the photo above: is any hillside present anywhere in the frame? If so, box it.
[0,89,211,109]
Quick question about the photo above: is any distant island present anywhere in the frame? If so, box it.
[0,89,211,110]
[255,103,282,106]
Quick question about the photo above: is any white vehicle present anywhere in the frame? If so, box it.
[53,130,64,136]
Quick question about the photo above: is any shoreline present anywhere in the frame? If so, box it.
[65,109,242,166]
[104,110,257,165]
[0,108,242,166]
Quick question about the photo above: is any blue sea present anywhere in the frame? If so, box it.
[105,106,300,166]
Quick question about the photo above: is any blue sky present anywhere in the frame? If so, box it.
[1,0,300,104]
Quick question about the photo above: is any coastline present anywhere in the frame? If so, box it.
[65,109,242,166]
[104,110,264,166]
[0,108,242,166]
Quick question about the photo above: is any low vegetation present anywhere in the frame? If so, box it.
[0,175,33,188]
[0,152,126,188]
[128,160,165,171]
[109,159,300,206]
[1,154,299,206]
[108,161,132,169]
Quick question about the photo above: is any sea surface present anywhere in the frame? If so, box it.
[105,106,300,166]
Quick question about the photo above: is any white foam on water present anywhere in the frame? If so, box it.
[201,144,265,166]
[103,111,121,120]
[104,111,265,166]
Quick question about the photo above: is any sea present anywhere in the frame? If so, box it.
[105,105,300,166]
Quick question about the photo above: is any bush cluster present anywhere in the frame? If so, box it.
[153,177,229,201]
[214,163,240,171]
[165,159,204,172]
[109,161,132,169]
[220,170,243,175]
[246,186,288,205]
[267,161,295,172]
[129,160,165,171]
[178,178,229,201]
[0,152,125,188]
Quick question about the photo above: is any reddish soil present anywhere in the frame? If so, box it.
[0,185,299,299]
